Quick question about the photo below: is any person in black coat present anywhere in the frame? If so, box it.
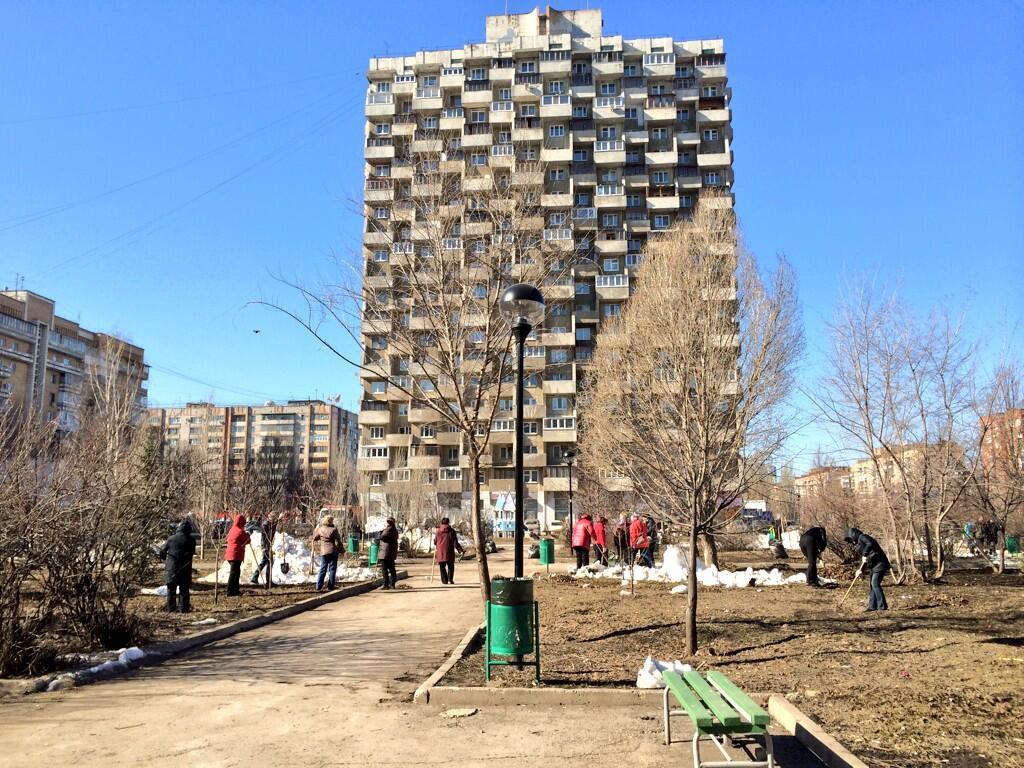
[843,527,890,611]
[799,526,827,587]
[159,518,196,613]
[378,517,400,590]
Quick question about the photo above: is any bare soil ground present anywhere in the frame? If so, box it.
[447,555,1024,768]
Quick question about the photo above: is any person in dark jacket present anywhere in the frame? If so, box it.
[434,517,464,585]
[379,517,400,589]
[159,518,196,612]
[799,526,828,587]
[250,513,278,586]
[645,515,659,566]
[844,527,891,610]
[224,514,250,596]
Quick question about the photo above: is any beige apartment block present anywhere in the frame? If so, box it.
[793,465,852,501]
[147,400,358,492]
[0,289,148,432]
[358,7,734,528]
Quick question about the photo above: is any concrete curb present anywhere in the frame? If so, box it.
[413,622,484,704]
[0,571,407,699]
[768,696,869,768]
[427,685,664,707]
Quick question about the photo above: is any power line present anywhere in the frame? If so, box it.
[146,361,289,401]
[0,71,336,126]
[0,86,354,232]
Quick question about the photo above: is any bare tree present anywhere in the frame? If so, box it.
[260,136,581,602]
[579,198,802,654]
[969,360,1024,572]
[810,285,985,580]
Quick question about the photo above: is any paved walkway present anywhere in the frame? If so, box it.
[0,552,822,767]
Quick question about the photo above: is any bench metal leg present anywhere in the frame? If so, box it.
[692,731,702,768]
[664,686,672,746]
[764,732,774,768]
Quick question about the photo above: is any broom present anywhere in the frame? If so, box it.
[837,566,864,608]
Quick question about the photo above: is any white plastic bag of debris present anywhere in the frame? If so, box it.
[636,656,693,688]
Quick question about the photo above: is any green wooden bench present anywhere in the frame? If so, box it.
[662,669,774,768]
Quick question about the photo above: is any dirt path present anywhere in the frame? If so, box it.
[0,552,820,767]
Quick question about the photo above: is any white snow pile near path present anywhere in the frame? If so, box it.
[364,515,388,534]
[196,532,375,586]
[46,647,146,691]
[757,529,801,550]
[571,545,818,588]
[140,585,168,596]
[636,656,693,688]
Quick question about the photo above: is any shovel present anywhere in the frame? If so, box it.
[837,567,863,608]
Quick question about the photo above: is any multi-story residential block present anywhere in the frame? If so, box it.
[980,408,1024,478]
[794,465,852,501]
[147,400,358,491]
[0,289,148,431]
[358,7,734,529]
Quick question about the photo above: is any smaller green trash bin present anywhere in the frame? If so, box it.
[368,541,380,565]
[1006,536,1020,555]
[539,538,555,565]
[347,534,360,554]
[489,577,535,656]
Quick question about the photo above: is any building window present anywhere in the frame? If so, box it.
[572,148,589,162]
[470,152,487,166]
[549,168,566,181]
[548,124,565,138]
[702,85,719,97]
[599,82,618,95]
[549,397,570,412]
[470,67,486,80]
[651,127,669,140]
[653,214,672,229]
[603,258,619,272]
[601,213,619,227]
[369,427,384,439]
[375,123,391,135]
[447,447,459,462]
[603,304,621,318]
[704,171,721,185]
[651,171,671,185]
[624,107,638,120]
[370,473,383,486]
[370,381,387,394]
[703,128,720,141]
[470,110,487,123]
[676,108,690,122]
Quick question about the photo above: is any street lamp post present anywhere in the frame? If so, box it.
[499,283,545,580]
[564,448,578,533]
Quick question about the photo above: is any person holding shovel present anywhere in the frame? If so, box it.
[629,512,651,566]
[613,512,630,563]
[379,517,400,589]
[251,513,278,586]
[158,518,196,612]
[843,527,890,611]
[593,515,609,566]
[571,512,596,570]
[434,517,464,585]
[224,514,250,596]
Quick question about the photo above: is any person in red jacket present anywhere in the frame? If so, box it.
[434,517,464,585]
[224,514,250,596]
[592,515,609,566]
[629,512,651,566]
[571,513,596,570]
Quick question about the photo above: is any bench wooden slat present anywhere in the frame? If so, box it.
[682,670,742,727]
[705,671,770,726]
[662,669,714,729]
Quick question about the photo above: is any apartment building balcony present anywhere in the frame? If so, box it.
[540,144,572,163]
[364,178,394,202]
[695,63,728,81]
[595,273,630,300]
[571,162,596,185]
[0,360,14,378]
[412,88,442,111]
[623,165,649,187]
[511,167,544,186]
[571,81,595,100]
[440,67,463,88]
[676,166,703,190]
[703,194,735,210]
[539,55,571,75]
[623,128,649,145]
[407,405,435,424]
[541,330,575,347]
[512,126,542,142]
[622,76,646,99]
[488,429,515,445]
[439,109,464,131]
[513,81,542,101]
[49,332,87,356]
[461,131,492,149]
[363,272,390,289]
[411,136,443,154]
[365,138,395,160]
[697,149,733,168]
[540,94,571,118]
[625,213,651,233]
[0,313,35,341]
[461,88,492,108]
[647,189,680,210]
[593,139,625,165]
[592,95,624,120]
[490,65,514,84]
[435,430,462,447]
[437,477,463,494]
[358,404,391,426]
[409,453,441,470]
[595,234,628,254]
[676,129,700,147]
[595,185,626,208]
[542,416,577,442]
[644,96,677,122]
[490,101,514,123]
[572,206,597,228]
[643,53,677,78]
[645,147,677,166]
[542,281,574,301]
[463,175,493,192]
[543,378,576,395]
[542,192,572,208]
[574,305,598,324]
[365,93,395,117]
[391,161,413,180]
[591,58,624,77]
[698,107,731,125]
[542,228,574,249]
[676,85,699,101]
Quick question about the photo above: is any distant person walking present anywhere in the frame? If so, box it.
[434,517,464,585]
[843,527,890,611]
[224,514,250,597]
[645,514,659,566]
[593,515,609,566]
[571,512,596,570]
[312,514,342,592]
[613,513,630,563]
[799,526,827,587]
[159,518,196,612]
[379,517,400,589]
[251,513,278,586]
[629,512,651,567]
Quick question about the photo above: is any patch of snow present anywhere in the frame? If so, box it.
[571,545,833,589]
[117,647,145,664]
[140,586,168,597]
[199,531,375,585]
[636,656,693,688]
[191,617,219,626]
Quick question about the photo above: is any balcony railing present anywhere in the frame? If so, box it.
[596,184,624,196]
[415,87,440,99]
[514,72,540,84]
[542,94,570,105]
[570,118,594,131]
[543,417,576,430]
[442,237,463,250]
[571,74,593,86]
[491,144,513,156]
[594,96,624,108]
[490,100,513,112]
[595,140,624,152]
[465,80,490,91]
[441,107,463,118]
[572,207,597,220]
[596,274,629,287]
[442,66,463,76]
[543,228,572,241]
[366,137,393,147]
[366,93,394,105]
[366,178,394,190]
[647,96,675,108]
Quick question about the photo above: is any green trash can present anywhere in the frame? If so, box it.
[488,578,535,656]
[539,538,555,565]
[1006,536,1020,555]
[347,534,360,554]
[368,541,380,565]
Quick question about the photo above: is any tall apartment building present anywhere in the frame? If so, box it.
[793,465,853,501]
[358,7,734,528]
[0,289,148,431]
[980,408,1023,478]
[148,400,358,492]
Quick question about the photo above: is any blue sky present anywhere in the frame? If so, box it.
[2,1,1022,470]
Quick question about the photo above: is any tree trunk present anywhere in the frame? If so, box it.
[685,520,699,656]
[699,532,719,569]
[469,453,491,604]
[932,517,946,579]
